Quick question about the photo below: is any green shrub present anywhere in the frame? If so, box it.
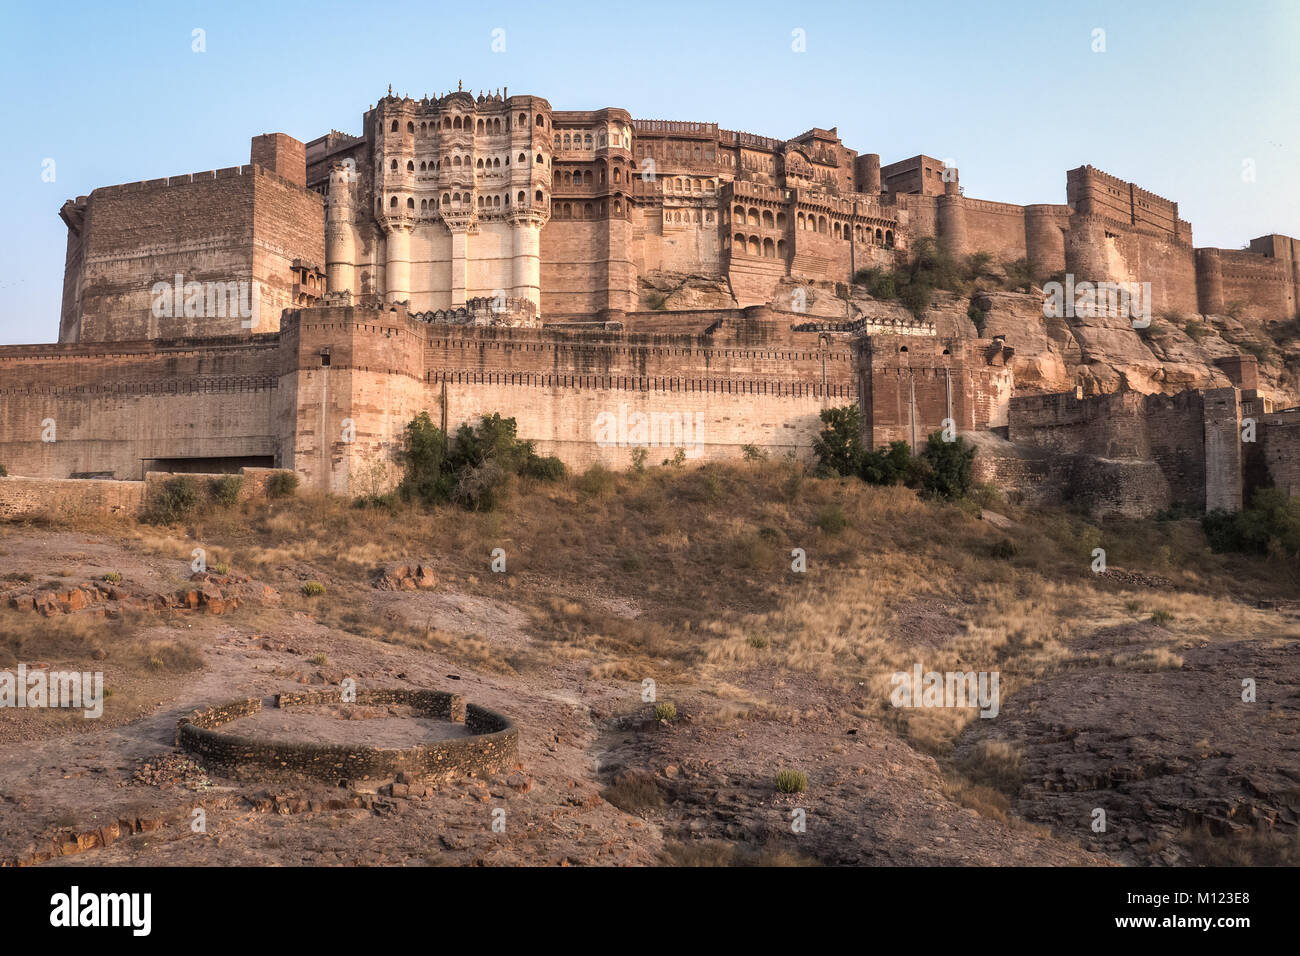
[812,404,865,478]
[267,471,299,499]
[653,701,677,722]
[917,430,976,501]
[577,463,617,499]
[146,476,201,524]
[816,503,848,534]
[520,453,566,482]
[967,299,987,337]
[748,635,769,649]
[0,465,7,477]
[775,770,807,794]
[309,653,328,666]
[213,562,230,575]
[860,440,914,486]
[741,443,767,462]
[1203,489,1300,557]
[301,581,326,597]
[630,447,648,473]
[1003,258,1035,293]
[398,411,559,511]
[102,572,123,584]
[209,474,243,508]
[663,448,687,468]
[451,459,510,512]
[354,492,399,512]
[990,539,1018,559]
[1149,609,1174,627]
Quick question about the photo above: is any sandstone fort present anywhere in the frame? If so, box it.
[3,83,1298,516]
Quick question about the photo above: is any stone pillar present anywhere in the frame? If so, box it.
[384,222,411,305]
[1203,387,1243,512]
[325,164,356,294]
[512,220,541,308]
[449,228,468,308]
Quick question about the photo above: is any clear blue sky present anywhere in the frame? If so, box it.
[1,0,1296,344]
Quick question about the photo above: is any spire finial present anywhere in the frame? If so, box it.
[458,79,463,92]
[388,83,392,96]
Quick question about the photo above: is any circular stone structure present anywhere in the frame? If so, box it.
[175,688,517,782]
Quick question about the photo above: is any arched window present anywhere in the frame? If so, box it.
[762,210,774,228]
[443,117,451,129]
[875,228,883,244]
[553,170,561,187]
[453,155,461,166]
[748,208,760,227]
[476,158,484,169]
[584,202,593,218]
[583,170,592,185]
[494,157,500,168]
[518,112,527,125]
[584,133,592,149]
[536,114,544,127]
[518,190,526,204]
[407,160,414,171]
[564,134,571,149]
[390,195,398,207]
[477,119,484,134]
[536,189,544,202]
[613,199,621,213]
[763,237,775,257]
[518,153,526,164]
[748,237,760,256]
[777,212,787,228]
[777,239,787,256]
[443,193,451,205]
[493,195,500,207]
[407,122,414,133]
[554,133,560,149]
[613,167,621,182]
[536,153,544,164]
[885,230,894,248]
[420,199,427,210]
[453,116,461,130]
[406,197,414,210]
[818,216,827,234]
[391,120,398,132]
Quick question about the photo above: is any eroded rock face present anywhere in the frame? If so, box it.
[976,289,1297,405]
[3,571,268,618]
[639,273,737,311]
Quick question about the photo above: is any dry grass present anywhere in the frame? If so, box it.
[16,457,1297,777]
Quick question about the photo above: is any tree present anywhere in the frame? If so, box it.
[812,405,865,478]
[917,430,975,500]
[398,411,451,506]
[861,440,914,485]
